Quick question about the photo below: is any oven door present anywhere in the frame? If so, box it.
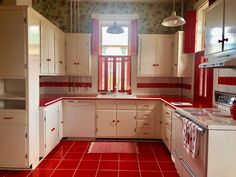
[172,112,207,177]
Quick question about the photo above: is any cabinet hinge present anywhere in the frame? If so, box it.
[24,18,27,24]
[134,128,136,132]
[24,64,28,69]
[96,128,98,132]
[25,133,28,138]
[25,154,28,159]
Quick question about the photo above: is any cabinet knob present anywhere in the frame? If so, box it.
[117,120,120,123]
[51,128,56,132]
[74,62,76,65]
[59,61,63,64]
[77,62,80,65]
[112,120,115,122]
[224,38,229,42]
[156,64,159,66]
[46,59,51,62]
[152,64,155,66]
[174,64,177,66]
[3,117,14,120]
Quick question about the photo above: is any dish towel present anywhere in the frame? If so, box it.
[182,118,200,158]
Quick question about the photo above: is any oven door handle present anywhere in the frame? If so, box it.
[181,159,197,177]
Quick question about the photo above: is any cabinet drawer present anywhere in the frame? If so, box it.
[136,119,155,129]
[137,110,155,119]
[136,129,155,137]
[117,101,136,110]
[165,127,172,141]
[164,105,172,117]
[96,101,116,110]
[138,102,156,110]
[0,112,26,124]
[165,118,172,129]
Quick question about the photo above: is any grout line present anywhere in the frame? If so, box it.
[117,153,120,177]
[94,151,102,177]
[136,143,142,177]
[72,142,91,177]
[151,144,164,177]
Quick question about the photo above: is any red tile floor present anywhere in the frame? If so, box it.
[0,141,179,177]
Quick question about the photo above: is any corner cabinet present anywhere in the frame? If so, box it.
[173,31,193,77]
[138,34,174,77]
[0,6,40,168]
[65,33,91,76]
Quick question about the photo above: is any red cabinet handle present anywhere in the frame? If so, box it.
[51,128,55,132]
[46,59,51,62]
[3,117,14,120]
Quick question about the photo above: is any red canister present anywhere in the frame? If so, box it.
[230,104,236,120]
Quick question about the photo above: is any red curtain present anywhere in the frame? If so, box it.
[131,19,138,56]
[184,10,196,53]
[92,19,99,55]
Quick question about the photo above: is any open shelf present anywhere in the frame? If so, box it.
[0,93,26,100]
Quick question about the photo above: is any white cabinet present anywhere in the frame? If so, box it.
[205,0,236,56]
[0,111,27,168]
[54,28,65,75]
[63,100,95,138]
[0,7,26,78]
[138,34,173,77]
[40,101,62,157]
[66,33,91,76]
[96,101,136,138]
[96,110,116,137]
[40,20,55,74]
[173,31,193,77]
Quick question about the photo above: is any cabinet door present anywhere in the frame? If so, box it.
[117,110,136,137]
[45,104,59,155]
[138,35,156,76]
[224,0,236,51]
[66,35,78,75]
[0,124,27,167]
[41,20,55,74]
[156,35,173,76]
[96,110,116,137]
[0,9,26,78]
[55,29,65,74]
[205,0,224,56]
[77,34,91,76]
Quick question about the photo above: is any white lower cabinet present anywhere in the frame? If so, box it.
[117,110,136,137]
[0,124,27,167]
[40,101,62,158]
[96,110,116,137]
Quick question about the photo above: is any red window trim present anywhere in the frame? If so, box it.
[98,55,131,93]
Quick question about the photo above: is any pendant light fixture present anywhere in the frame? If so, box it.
[162,0,186,27]
[106,2,124,34]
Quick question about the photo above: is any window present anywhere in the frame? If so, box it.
[98,23,131,92]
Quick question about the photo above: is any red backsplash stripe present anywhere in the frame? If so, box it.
[218,77,236,85]
[40,82,92,88]
[137,83,191,90]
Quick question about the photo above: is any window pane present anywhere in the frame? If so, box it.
[102,46,128,56]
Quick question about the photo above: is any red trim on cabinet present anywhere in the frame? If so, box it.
[184,10,196,53]
[137,83,191,90]
[218,77,236,85]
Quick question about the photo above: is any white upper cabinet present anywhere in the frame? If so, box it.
[0,8,26,78]
[65,33,91,76]
[54,29,65,75]
[138,34,173,77]
[40,20,55,74]
[205,0,236,56]
[173,31,193,77]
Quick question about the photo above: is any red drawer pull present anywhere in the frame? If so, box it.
[143,123,150,125]
[51,128,56,132]
[143,133,150,135]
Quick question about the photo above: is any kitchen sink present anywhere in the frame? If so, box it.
[97,93,137,99]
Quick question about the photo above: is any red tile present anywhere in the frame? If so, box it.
[120,162,139,171]
[51,170,74,177]
[58,141,74,146]
[120,154,137,161]
[74,170,96,177]
[96,171,118,177]
[139,162,160,171]
[141,171,162,177]
[159,162,176,171]
[5,171,31,177]
[36,160,61,169]
[74,141,90,147]
[82,153,101,161]
[0,170,9,177]
[78,161,99,170]
[45,151,66,160]
[28,170,53,177]
[156,154,172,162]
[52,145,71,154]
[101,153,119,161]
[69,145,87,153]
[64,153,83,160]
[163,171,179,177]
[57,160,79,169]
[137,154,156,161]
[99,161,118,170]
[137,147,154,154]
[119,171,140,177]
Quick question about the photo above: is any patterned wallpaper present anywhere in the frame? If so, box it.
[32,0,181,34]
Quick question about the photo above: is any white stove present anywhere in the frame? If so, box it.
[176,91,236,130]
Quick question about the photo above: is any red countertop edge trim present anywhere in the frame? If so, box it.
[218,77,236,85]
